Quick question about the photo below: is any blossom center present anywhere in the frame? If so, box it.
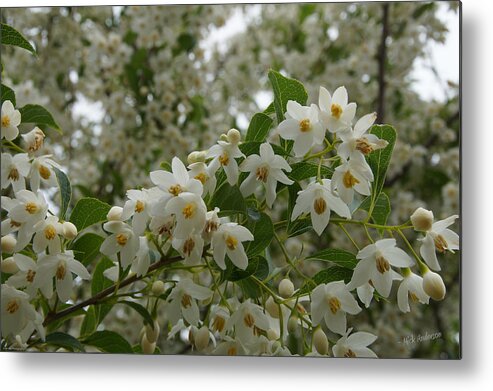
[1,115,11,127]
[183,238,195,256]
[344,348,357,358]
[219,153,230,166]
[331,103,343,119]
[376,254,390,274]
[227,346,237,356]
[181,293,192,308]
[313,197,327,215]
[409,292,419,303]
[355,137,373,155]
[434,234,447,253]
[194,172,208,185]
[26,269,36,283]
[225,235,238,250]
[327,296,341,314]
[135,200,145,213]
[243,312,255,328]
[25,202,39,214]
[342,170,360,188]
[299,119,312,133]
[44,225,57,240]
[6,299,19,314]
[204,220,219,234]
[169,184,183,196]
[39,165,51,180]
[182,203,196,219]
[116,233,128,246]
[212,315,226,332]
[10,220,21,228]
[255,165,269,182]
[56,262,67,280]
[8,167,19,181]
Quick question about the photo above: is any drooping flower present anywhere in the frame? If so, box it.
[100,221,140,268]
[34,250,91,302]
[8,190,48,227]
[166,192,207,239]
[1,153,31,193]
[188,159,219,197]
[291,179,351,236]
[332,328,377,358]
[331,159,373,205]
[172,233,204,265]
[211,222,254,270]
[239,142,293,208]
[397,270,430,313]
[310,281,361,335]
[131,236,152,277]
[29,155,60,192]
[120,187,161,235]
[278,101,325,157]
[348,239,413,298]
[5,253,39,297]
[32,215,64,254]
[225,300,270,344]
[22,126,45,153]
[206,132,245,186]
[166,278,212,326]
[1,100,21,141]
[318,86,356,133]
[1,284,39,340]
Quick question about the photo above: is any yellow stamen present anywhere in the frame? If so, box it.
[299,118,311,132]
[181,293,192,308]
[183,238,195,257]
[344,349,357,358]
[39,165,51,180]
[194,172,208,185]
[225,235,238,250]
[376,255,390,274]
[227,346,237,356]
[182,203,196,219]
[355,138,373,155]
[218,153,229,166]
[26,269,36,283]
[243,313,255,328]
[313,197,327,215]
[342,170,360,188]
[331,103,343,119]
[25,202,38,214]
[168,184,183,196]
[116,233,128,246]
[212,315,226,332]
[2,115,11,128]
[6,299,19,314]
[8,167,19,181]
[409,292,419,303]
[135,200,145,213]
[10,220,21,228]
[44,225,57,240]
[56,262,66,280]
[434,235,448,253]
[328,297,341,314]
[255,166,269,182]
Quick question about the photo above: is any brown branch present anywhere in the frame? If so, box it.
[43,255,182,327]
[376,3,390,124]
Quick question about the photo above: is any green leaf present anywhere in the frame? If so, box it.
[367,124,396,199]
[305,248,358,269]
[358,192,391,233]
[246,212,274,257]
[1,84,16,106]
[239,141,289,157]
[19,104,62,133]
[268,69,308,124]
[89,257,115,331]
[53,167,71,220]
[118,301,154,328]
[70,233,105,266]
[209,182,246,216]
[82,330,133,353]
[159,160,172,171]
[45,332,85,352]
[245,113,274,142]
[1,23,36,55]
[69,197,112,231]
[288,162,333,182]
[299,267,353,295]
[263,102,275,116]
[222,255,269,282]
[234,256,270,299]
[80,306,98,337]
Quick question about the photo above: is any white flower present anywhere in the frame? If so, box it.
[1,284,38,340]
[225,300,270,344]
[331,159,373,204]
[1,100,21,141]
[32,215,64,254]
[291,179,351,236]
[278,101,325,157]
[357,271,402,308]
[348,239,413,298]
[29,155,60,191]
[318,86,356,132]
[209,305,230,334]
[337,113,387,162]
[310,281,361,335]
[418,213,459,271]
[1,153,31,193]
[120,188,160,235]
[397,271,430,313]
[149,210,175,237]
[166,192,207,239]
[100,221,140,268]
[239,142,293,208]
[206,139,244,186]
[1,195,35,251]
[172,233,204,265]
[332,328,377,358]
[22,126,45,153]
[410,207,434,231]
[131,236,151,277]
[211,222,254,270]
[150,156,203,202]
[188,159,219,196]
[213,336,247,356]
[422,269,446,301]
[202,207,223,243]
[166,278,212,326]
[34,250,91,302]
[8,190,48,227]
[5,253,38,297]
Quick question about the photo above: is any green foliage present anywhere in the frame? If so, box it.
[288,162,333,181]
[222,255,269,282]
[53,167,71,220]
[82,330,133,353]
[209,182,246,216]
[359,192,391,234]
[305,248,358,269]
[45,332,86,352]
[70,233,105,266]
[1,23,37,55]
[245,113,274,142]
[1,84,16,106]
[69,197,112,231]
[299,267,353,295]
[367,125,396,199]
[239,141,289,157]
[19,104,62,133]
[118,301,155,329]
[246,212,274,257]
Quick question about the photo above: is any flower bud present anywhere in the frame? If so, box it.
[1,257,19,274]
[278,278,294,298]
[265,296,279,318]
[107,206,123,221]
[313,328,329,355]
[194,326,210,351]
[1,235,17,253]
[219,133,228,142]
[187,150,207,164]
[287,316,298,334]
[62,221,78,239]
[226,128,241,144]
[410,207,434,231]
[22,126,45,152]
[267,328,279,341]
[151,280,165,296]
[145,320,160,343]
[423,270,446,301]
[141,333,156,354]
